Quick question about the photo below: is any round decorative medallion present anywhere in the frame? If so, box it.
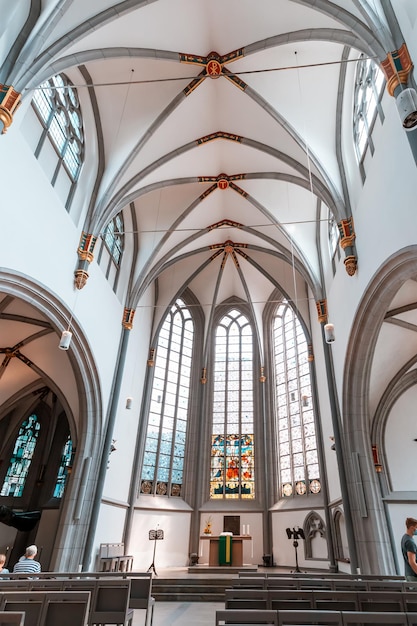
[217,178,229,190]
[171,483,181,496]
[295,481,307,495]
[156,481,167,495]
[141,480,152,494]
[282,483,293,497]
[206,59,222,77]
[309,479,321,494]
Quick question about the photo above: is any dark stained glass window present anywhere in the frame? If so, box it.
[0,414,41,497]
[53,435,73,498]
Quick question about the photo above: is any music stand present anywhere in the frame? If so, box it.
[147,528,164,576]
[286,526,305,573]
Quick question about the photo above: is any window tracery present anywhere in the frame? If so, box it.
[32,73,84,208]
[140,299,194,498]
[273,303,320,498]
[210,309,255,499]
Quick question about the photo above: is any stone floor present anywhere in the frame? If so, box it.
[132,601,224,626]
[131,565,287,625]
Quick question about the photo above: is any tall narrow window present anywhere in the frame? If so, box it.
[353,55,385,163]
[53,435,73,498]
[140,299,194,498]
[0,414,41,497]
[32,73,84,209]
[328,211,340,274]
[273,303,320,498]
[97,213,124,290]
[210,309,255,499]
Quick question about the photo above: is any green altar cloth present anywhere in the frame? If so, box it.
[218,534,232,565]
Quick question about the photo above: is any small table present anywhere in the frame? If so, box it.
[200,535,252,567]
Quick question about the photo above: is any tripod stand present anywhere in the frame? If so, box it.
[147,528,164,576]
[291,539,303,573]
[286,526,305,573]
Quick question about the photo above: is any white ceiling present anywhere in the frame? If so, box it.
[2,0,417,432]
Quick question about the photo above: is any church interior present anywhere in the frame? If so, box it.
[0,0,417,580]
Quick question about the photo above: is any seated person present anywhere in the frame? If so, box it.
[13,544,41,575]
[0,552,9,575]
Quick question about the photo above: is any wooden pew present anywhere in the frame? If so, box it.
[0,573,149,626]
[340,611,408,624]
[277,609,342,625]
[0,613,25,626]
[0,591,90,626]
[128,575,155,626]
[216,609,278,625]
[224,589,269,610]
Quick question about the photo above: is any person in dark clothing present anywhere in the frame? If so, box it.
[401,517,417,580]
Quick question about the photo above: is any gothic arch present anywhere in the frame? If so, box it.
[343,246,417,574]
[0,270,103,570]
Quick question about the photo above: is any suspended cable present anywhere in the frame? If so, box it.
[26,56,378,92]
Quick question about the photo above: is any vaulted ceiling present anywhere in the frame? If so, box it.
[2,1,416,430]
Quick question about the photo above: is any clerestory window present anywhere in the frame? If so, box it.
[97,213,124,290]
[32,73,84,208]
[353,55,385,166]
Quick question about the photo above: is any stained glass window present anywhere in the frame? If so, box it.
[140,299,194,498]
[210,309,255,499]
[53,435,73,498]
[273,303,320,497]
[0,414,41,497]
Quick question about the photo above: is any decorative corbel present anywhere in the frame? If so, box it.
[74,232,97,289]
[0,84,21,133]
[381,43,413,96]
[122,308,135,330]
[316,300,328,325]
[338,217,357,276]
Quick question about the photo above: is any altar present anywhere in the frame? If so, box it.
[200,535,252,567]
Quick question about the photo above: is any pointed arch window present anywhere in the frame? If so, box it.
[140,299,194,498]
[53,435,73,498]
[328,211,340,274]
[31,73,84,209]
[97,213,124,290]
[210,309,255,499]
[0,414,41,497]
[273,303,320,498]
[353,55,385,164]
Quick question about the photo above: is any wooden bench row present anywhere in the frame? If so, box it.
[232,576,417,591]
[0,574,155,626]
[0,591,91,626]
[225,588,417,612]
[0,612,25,626]
[238,571,406,580]
[216,608,417,625]
[0,572,155,626]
